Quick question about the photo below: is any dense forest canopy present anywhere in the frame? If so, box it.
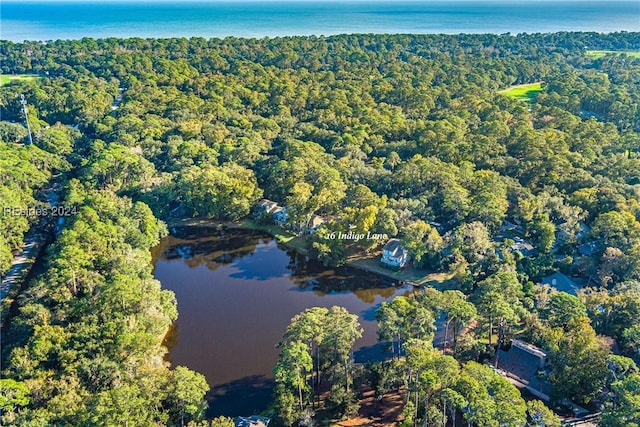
[1,32,639,426]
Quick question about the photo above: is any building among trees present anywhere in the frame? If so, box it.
[381,238,409,268]
[235,415,270,427]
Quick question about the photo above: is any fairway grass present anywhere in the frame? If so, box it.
[0,74,40,86]
[586,50,640,59]
[498,82,543,103]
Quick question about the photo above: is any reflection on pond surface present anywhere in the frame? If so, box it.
[152,227,413,417]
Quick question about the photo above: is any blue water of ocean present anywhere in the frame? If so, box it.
[1,1,639,42]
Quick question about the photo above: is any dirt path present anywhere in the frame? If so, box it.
[335,387,405,427]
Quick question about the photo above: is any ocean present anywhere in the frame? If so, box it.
[1,1,639,42]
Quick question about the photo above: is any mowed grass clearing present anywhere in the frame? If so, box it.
[586,50,640,59]
[498,82,543,103]
[0,74,41,86]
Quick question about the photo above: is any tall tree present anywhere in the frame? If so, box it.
[526,400,561,427]
[175,163,262,220]
[401,220,443,269]
[600,374,640,427]
[545,317,610,403]
[473,272,523,349]
[376,296,436,358]
[439,291,477,353]
[274,341,313,416]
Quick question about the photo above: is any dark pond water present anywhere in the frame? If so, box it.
[151,227,414,418]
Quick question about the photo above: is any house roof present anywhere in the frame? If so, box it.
[258,198,277,207]
[512,339,547,359]
[235,416,270,427]
[511,238,536,257]
[308,215,325,228]
[578,222,591,234]
[383,238,407,259]
[496,340,552,397]
[383,238,401,252]
[272,206,287,215]
[498,344,541,379]
[257,199,279,213]
[541,272,579,295]
[577,239,604,256]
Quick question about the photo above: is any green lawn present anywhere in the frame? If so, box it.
[233,218,310,252]
[0,74,41,86]
[346,255,455,288]
[498,82,543,103]
[586,50,640,59]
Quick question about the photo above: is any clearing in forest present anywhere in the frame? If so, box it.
[0,74,41,86]
[498,82,543,103]
[586,50,640,59]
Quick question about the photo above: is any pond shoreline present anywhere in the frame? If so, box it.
[153,224,418,418]
[163,217,453,289]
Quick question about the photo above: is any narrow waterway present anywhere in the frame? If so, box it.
[151,227,414,417]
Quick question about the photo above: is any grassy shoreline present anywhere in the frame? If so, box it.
[346,255,454,288]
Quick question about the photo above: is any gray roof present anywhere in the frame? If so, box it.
[496,341,552,397]
[577,240,604,256]
[541,272,579,295]
[383,238,401,252]
[235,416,270,427]
[511,239,537,257]
[383,238,406,258]
[512,339,547,359]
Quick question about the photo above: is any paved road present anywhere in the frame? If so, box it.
[1,187,59,303]
[0,226,48,301]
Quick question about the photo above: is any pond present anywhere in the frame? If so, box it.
[151,227,414,418]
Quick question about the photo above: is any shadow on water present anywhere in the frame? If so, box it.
[360,304,382,322]
[286,253,404,302]
[228,243,291,281]
[161,323,179,364]
[354,342,394,364]
[154,227,298,281]
[207,375,274,418]
[288,278,410,305]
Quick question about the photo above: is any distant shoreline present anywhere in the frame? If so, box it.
[2,1,639,42]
